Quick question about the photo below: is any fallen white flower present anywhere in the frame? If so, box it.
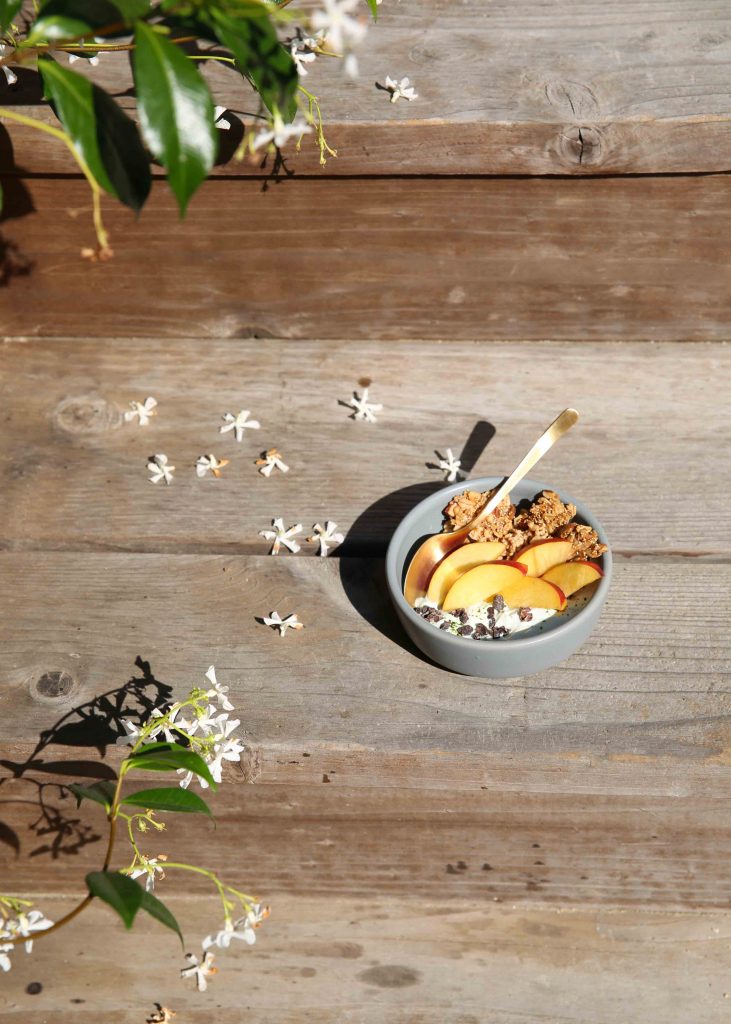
[261,611,304,637]
[180,951,217,992]
[196,454,229,478]
[220,409,260,442]
[147,453,174,485]
[125,396,157,426]
[259,517,303,555]
[307,521,344,556]
[437,447,462,482]
[384,75,418,103]
[255,448,289,477]
[344,387,382,423]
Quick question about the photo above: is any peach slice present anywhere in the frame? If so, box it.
[442,561,527,613]
[499,576,567,612]
[541,559,603,598]
[426,540,507,605]
[514,538,574,577]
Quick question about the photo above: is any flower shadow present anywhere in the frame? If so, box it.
[0,657,173,861]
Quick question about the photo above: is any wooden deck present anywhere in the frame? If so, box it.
[2,1,731,1021]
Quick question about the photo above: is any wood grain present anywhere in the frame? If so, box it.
[3,175,731,340]
[1,338,729,555]
[1,554,730,759]
[4,898,731,1023]
[4,0,731,174]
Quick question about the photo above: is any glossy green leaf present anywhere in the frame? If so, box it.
[132,21,216,215]
[0,0,22,32]
[30,0,150,41]
[38,57,151,212]
[86,871,183,944]
[124,741,217,791]
[122,786,212,816]
[211,11,298,120]
[68,780,116,810]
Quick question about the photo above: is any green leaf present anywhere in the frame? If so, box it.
[365,0,379,19]
[30,0,150,41]
[86,871,183,944]
[68,780,117,810]
[124,741,217,791]
[132,21,216,215]
[210,11,298,120]
[38,57,151,212]
[0,0,22,32]
[122,786,212,816]
[139,886,183,945]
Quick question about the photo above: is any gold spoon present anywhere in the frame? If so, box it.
[403,408,580,605]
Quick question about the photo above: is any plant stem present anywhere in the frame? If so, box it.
[0,106,109,250]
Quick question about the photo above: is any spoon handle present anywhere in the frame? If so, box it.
[467,408,580,528]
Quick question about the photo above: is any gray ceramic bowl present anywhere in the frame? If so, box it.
[385,476,611,678]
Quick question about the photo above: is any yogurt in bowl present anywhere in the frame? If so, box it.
[384,476,611,679]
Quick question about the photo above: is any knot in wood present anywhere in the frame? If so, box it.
[556,125,605,168]
[53,395,120,436]
[31,670,76,703]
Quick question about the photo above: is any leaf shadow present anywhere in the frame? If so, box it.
[0,656,173,860]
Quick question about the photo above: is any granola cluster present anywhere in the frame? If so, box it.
[442,488,606,561]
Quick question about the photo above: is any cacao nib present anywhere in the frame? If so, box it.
[456,624,474,636]
[492,594,506,613]
[518,607,533,622]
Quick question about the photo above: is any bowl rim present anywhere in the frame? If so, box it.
[385,475,612,651]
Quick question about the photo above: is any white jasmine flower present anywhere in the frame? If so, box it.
[194,703,228,736]
[129,855,167,893]
[311,0,367,56]
[220,409,260,441]
[204,665,234,712]
[149,706,189,742]
[251,113,311,152]
[384,75,418,103]
[116,717,144,747]
[437,448,462,482]
[180,951,217,992]
[214,105,231,130]
[125,396,157,425]
[0,44,17,85]
[202,907,267,950]
[307,521,344,556]
[261,611,304,637]
[255,448,289,477]
[205,736,246,788]
[259,517,303,555]
[289,30,322,75]
[6,910,54,953]
[0,943,12,972]
[196,454,229,478]
[147,453,175,485]
[344,387,382,423]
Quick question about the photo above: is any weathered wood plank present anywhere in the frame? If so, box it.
[4,898,731,1023]
[3,177,731,341]
[4,0,731,174]
[1,338,729,555]
[1,554,729,758]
